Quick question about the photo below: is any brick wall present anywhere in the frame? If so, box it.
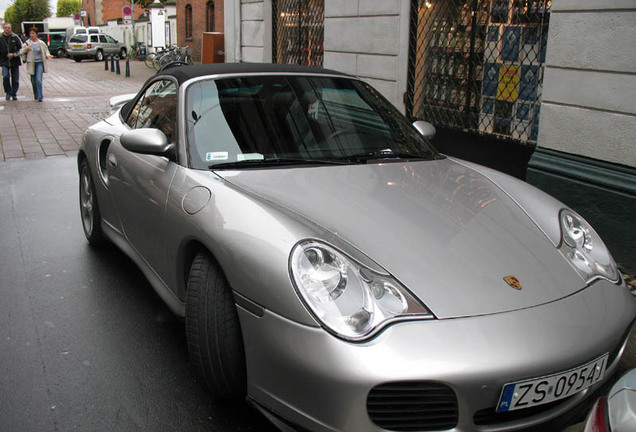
[176,0,224,62]
[82,0,148,26]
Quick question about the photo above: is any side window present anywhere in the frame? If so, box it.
[126,80,178,143]
[90,35,99,43]
[99,35,107,43]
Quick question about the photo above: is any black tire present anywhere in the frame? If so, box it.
[79,159,105,246]
[95,50,104,62]
[56,48,66,58]
[74,57,82,62]
[185,252,247,400]
[144,53,155,69]
[119,48,127,58]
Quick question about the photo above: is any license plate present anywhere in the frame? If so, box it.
[496,353,608,412]
[73,45,82,49]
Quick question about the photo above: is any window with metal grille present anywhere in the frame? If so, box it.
[273,0,324,67]
[407,0,550,144]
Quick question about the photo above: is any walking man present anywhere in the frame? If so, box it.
[0,23,23,100]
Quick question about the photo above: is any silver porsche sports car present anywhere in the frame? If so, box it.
[78,63,636,432]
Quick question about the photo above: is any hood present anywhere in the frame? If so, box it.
[217,158,583,319]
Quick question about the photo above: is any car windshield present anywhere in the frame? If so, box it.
[70,35,87,43]
[186,75,439,169]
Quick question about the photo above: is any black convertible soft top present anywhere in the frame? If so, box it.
[154,62,350,86]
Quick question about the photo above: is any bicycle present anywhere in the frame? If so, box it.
[148,46,193,70]
[153,46,177,70]
[144,51,156,69]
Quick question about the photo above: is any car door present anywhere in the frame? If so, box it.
[107,79,179,281]
[89,34,99,54]
[104,35,120,55]
[97,35,110,55]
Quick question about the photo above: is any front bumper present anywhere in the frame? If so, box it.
[238,280,636,432]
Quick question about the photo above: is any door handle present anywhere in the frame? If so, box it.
[108,153,118,168]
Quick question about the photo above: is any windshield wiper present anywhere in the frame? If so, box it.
[209,157,349,170]
[340,151,434,164]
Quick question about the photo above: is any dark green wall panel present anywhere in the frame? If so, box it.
[527,148,636,273]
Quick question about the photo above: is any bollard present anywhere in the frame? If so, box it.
[110,55,114,72]
[125,59,130,78]
[104,54,108,70]
[116,56,120,75]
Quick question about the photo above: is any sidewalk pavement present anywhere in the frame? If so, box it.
[0,56,156,162]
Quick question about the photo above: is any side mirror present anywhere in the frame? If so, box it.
[412,120,436,139]
[120,128,176,161]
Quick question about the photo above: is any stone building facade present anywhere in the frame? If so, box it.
[526,0,636,272]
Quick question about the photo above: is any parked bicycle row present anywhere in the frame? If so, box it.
[143,45,193,70]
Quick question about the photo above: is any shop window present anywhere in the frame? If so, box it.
[272,0,324,67]
[206,2,215,32]
[185,4,193,40]
[407,0,551,144]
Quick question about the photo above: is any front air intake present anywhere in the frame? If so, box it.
[367,381,459,431]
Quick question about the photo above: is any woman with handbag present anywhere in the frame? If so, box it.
[19,27,53,102]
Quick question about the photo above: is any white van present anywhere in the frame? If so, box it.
[65,26,100,40]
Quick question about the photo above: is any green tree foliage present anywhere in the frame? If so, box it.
[57,0,81,18]
[15,0,51,21]
[136,0,156,8]
[7,0,51,33]
[4,6,18,32]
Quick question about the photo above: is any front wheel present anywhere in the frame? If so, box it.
[56,48,66,58]
[185,252,247,399]
[119,48,127,58]
[144,53,155,69]
[79,159,105,246]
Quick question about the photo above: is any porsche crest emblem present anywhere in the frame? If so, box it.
[504,276,522,290]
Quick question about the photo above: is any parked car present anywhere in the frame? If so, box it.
[77,63,636,432]
[38,31,66,57]
[67,33,127,62]
[582,369,636,432]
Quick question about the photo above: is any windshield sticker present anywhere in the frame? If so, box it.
[206,152,229,161]
[237,153,265,161]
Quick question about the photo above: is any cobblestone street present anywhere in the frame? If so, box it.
[0,56,155,162]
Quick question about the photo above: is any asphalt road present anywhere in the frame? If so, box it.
[0,156,278,431]
[3,156,636,432]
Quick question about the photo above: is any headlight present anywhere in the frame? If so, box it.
[558,209,620,283]
[290,240,433,341]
